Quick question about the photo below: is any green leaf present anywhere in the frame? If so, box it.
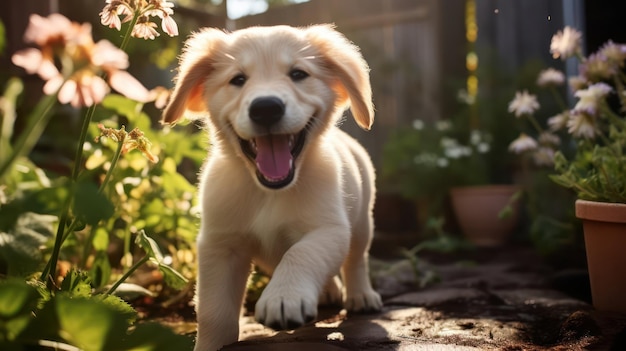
[89,251,112,289]
[0,212,57,276]
[102,94,142,120]
[73,181,114,225]
[123,322,194,351]
[0,279,40,341]
[135,230,163,262]
[60,270,92,298]
[54,295,129,351]
[158,264,188,290]
[135,231,188,289]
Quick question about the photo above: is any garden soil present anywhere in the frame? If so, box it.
[139,241,626,350]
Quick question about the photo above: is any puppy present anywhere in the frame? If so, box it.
[161,24,382,351]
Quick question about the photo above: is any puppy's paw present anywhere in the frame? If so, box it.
[319,276,343,307]
[345,288,383,313]
[255,287,317,330]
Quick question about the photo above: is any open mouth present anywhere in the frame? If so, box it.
[240,128,307,189]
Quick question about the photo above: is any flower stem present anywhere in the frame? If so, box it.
[0,92,57,180]
[527,114,544,135]
[120,13,140,51]
[106,255,150,295]
[99,139,125,194]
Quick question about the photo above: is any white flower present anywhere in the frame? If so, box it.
[435,120,452,131]
[440,137,458,149]
[532,147,556,167]
[436,158,449,168]
[568,76,588,93]
[412,119,424,130]
[477,142,490,154]
[508,133,538,154]
[550,26,582,60]
[537,68,565,87]
[469,130,482,145]
[567,111,598,139]
[547,112,570,131]
[538,132,561,146]
[574,82,612,115]
[508,90,540,117]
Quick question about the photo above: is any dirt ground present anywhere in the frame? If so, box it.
[139,241,626,350]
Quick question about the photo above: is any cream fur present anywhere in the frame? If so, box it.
[162,24,382,351]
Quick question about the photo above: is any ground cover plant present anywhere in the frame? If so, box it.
[0,1,204,349]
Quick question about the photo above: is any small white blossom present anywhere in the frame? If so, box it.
[547,112,570,131]
[537,68,565,87]
[574,82,612,115]
[550,26,582,60]
[568,76,588,92]
[538,132,561,146]
[508,133,538,154]
[477,142,490,153]
[412,119,424,130]
[532,147,556,167]
[436,158,449,168]
[508,90,540,117]
[567,111,599,139]
[435,120,452,131]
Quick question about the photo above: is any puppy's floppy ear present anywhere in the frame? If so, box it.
[161,28,227,125]
[305,24,374,130]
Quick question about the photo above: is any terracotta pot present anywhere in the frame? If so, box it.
[450,185,520,247]
[576,199,626,313]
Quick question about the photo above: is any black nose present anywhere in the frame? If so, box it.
[249,97,285,127]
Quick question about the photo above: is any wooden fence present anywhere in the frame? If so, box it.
[1,0,577,170]
[234,0,467,168]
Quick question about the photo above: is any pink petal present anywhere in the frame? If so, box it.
[11,48,44,74]
[161,15,179,37]
[108,70,151,102]
[58,80,77,105]
[43,75,64,95]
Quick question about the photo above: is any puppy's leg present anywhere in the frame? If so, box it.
[194,236,251,351]
[254,225,349,330]
[342,217,383,312]
[319,275,343,307]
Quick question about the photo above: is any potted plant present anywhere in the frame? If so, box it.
[381,95,521,246]
[509,26,626,313]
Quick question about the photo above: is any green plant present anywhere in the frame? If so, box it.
[509,26,626,204]
[381,107,493,216]
[0,2,199,349]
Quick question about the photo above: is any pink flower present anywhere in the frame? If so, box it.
[99,0,178,39]
[100,0,134,30]
[599,40,626,68]
[11,13,150,107]
[579,52,617,82]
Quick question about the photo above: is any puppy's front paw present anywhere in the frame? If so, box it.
[254,286,317,330]
[345,288,383,313]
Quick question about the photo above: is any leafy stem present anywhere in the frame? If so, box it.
[0,92,58,180]
[106,255,150,295]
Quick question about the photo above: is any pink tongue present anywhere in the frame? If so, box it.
[255,135,293,181]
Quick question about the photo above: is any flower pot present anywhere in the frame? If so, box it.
[450,185,520,247]
[576,199,626,313]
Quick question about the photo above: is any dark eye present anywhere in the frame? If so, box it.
[289,69,309,82]
[229,74,247,87]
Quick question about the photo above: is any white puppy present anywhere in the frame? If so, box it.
[162,24,382,351]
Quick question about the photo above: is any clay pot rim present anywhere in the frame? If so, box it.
[575,199,626,223]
